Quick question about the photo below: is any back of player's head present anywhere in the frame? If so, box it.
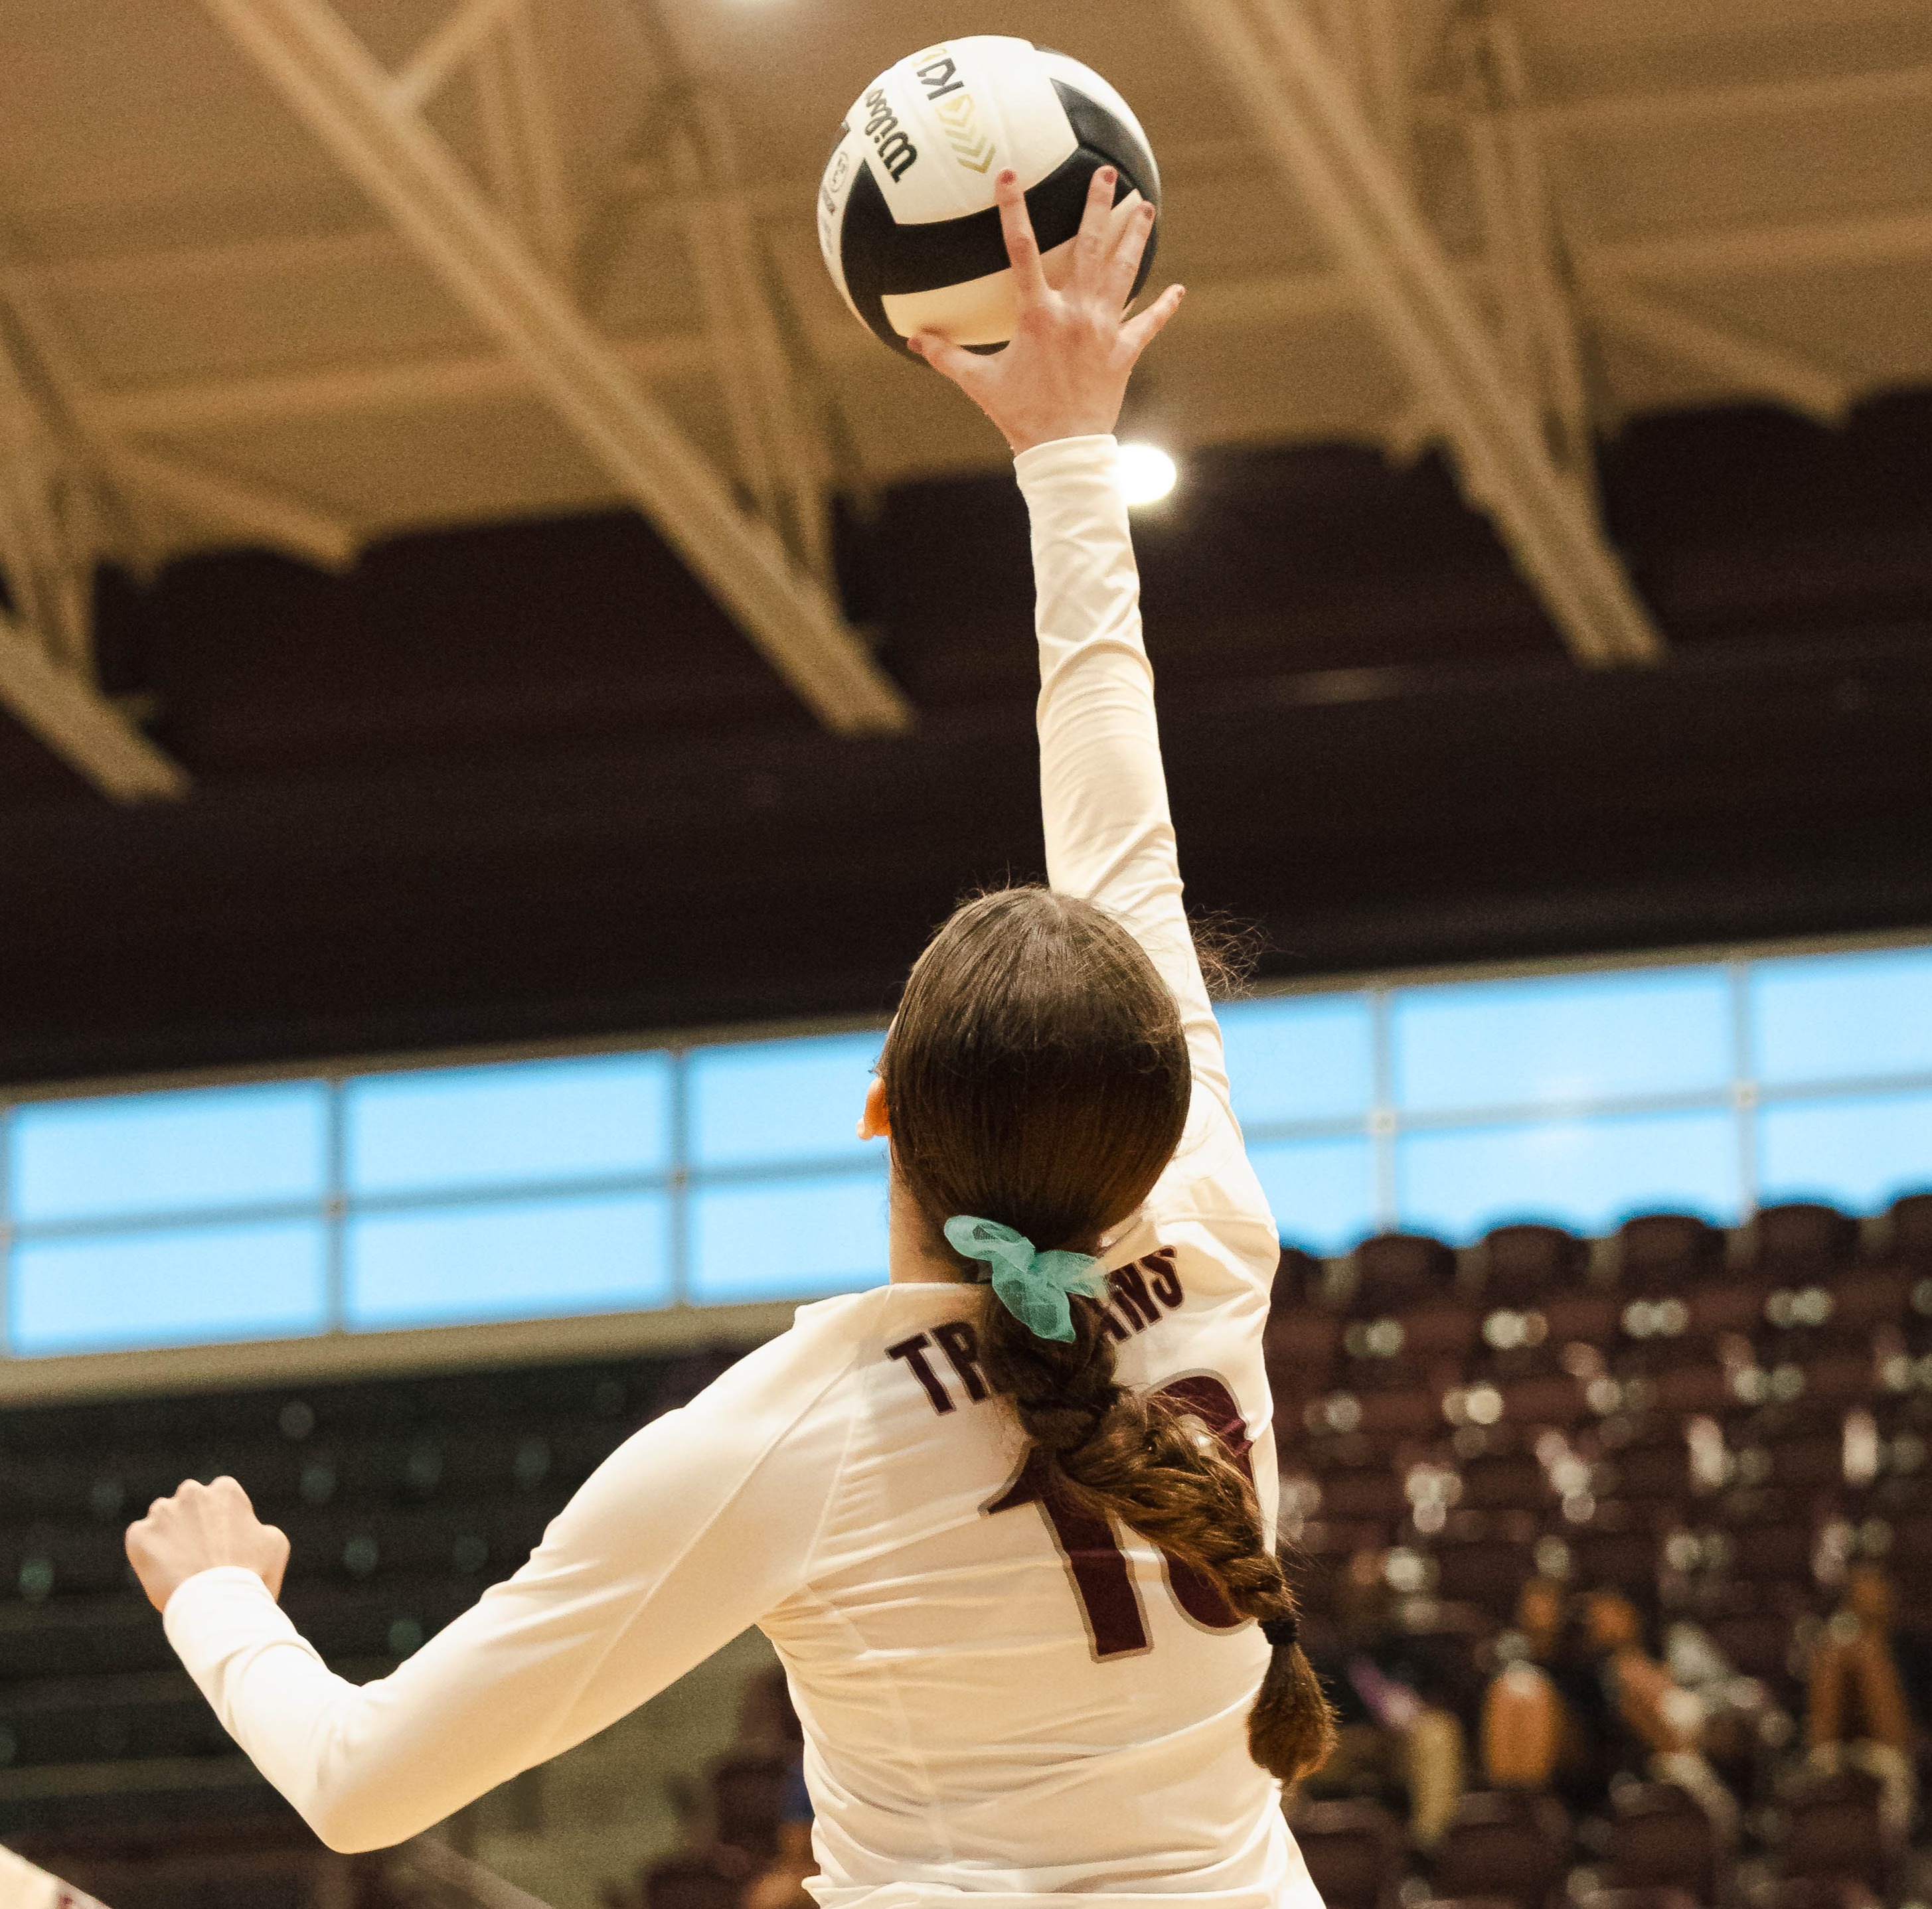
[880,884,1189,1259]
[880,885,1336,1788]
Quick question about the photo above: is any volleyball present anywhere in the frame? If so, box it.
[817,37,1162,356]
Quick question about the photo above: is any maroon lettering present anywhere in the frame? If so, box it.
[887,1333,953,1415]
[1095,1306,1132,1345]
[930,1320,989,1402]
[986,1450,1150,1659]
[1144,1247,1183,1310]
[1108,1261,1161,1332]
[1155,1375,1251,1630]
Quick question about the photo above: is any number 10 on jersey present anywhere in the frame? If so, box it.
[984,1375,1253,1659]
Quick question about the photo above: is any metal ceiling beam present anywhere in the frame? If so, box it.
[70,189,1929,447]
[471,3,571,275]
[1586,280,1852,427]
[197,0,910,736]
[0,316,190,800]
[110,444,361,570]
[0,605,190,801]
[1459,5,1596,493]
[633,0,837,585]
[1182,0,1664,667]
[3,263,361,574]
[1489,58,1932,139]
[85,333,712,437]
[394,0,524,111]
[22,189,1932,317]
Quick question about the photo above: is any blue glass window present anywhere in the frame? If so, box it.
[1758,1093,1932,1213]
[1219,995,1375,1129]
[1393,969,1731,1113]
[690,1033,886,1170]
[1397,1108,1741,1243]
[346,1192,671,1331]
[11,1084,328,1227]
[347,1056,671,1197]
[1247,1136,1378,1257]
[11,1221,328,1356]
[1751,950,1932,1087]
[690,1171,888,1304]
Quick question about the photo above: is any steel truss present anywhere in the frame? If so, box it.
[198,0,910,736]
[1182,0,1666,666]
[0,308,190,799]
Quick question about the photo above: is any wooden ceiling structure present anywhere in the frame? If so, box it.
[1,0,1929,1082]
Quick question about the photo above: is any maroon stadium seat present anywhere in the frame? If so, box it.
[1822,1265,1918,1334]
[1457,1451,1555,1514]
[1287,1797,1405,1909]
[640,1851,751,1909]
[1618,1216,1726,1296]
[1494,1373,1591,1428]
[708,1750,791,1862]
[1607,1781,1724,1904]
[1482,1225,1590,1305]
[1430,1791,1571,1909]
[1567,1515,1664,1602]
[1751,1203,1861,1278]
[1777,1768,1892,1890]
[1429,1534,1538,1620]
[1313,1463,1413,1525]
[1349,1233,1459,1316]
[1597,1425,1692,1503]
[1884,1192,1932,1264]
[1575,1889,1706,1909]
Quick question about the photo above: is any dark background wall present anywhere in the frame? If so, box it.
[3,393,1930,1086]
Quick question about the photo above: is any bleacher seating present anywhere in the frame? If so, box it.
[1,1192,1928,1908]
[1276,1195,1932,1643]
[0,1341,743,1869]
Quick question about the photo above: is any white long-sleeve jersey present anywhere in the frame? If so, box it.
[165,435,1317,1909]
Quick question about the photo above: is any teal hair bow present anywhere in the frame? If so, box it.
[943,1215,1109,1344]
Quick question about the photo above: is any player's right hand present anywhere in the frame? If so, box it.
[910,165,1184,456]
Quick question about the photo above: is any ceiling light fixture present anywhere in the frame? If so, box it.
[1116,441,1178,508]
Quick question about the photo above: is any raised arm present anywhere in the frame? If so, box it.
[914,173,1234,1131]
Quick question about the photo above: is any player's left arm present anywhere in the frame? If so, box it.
[133,1336,852,1853]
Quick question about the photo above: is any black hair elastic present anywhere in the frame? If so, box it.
[1260,1615,1300,1649]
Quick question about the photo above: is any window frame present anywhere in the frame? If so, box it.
[3,933,1930,1359]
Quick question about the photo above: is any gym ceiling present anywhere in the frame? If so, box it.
[1,0,1929,1083]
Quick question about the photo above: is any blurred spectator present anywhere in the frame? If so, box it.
[1660,1616,1781,1803]
[743,1762,815,1909]
[1584,1592,1740,1847]
[1482,1578,1578,1794]
[1481,1583,1742,1843]
[1306,1549,1467,1845]
[1805,1565,1917,1842]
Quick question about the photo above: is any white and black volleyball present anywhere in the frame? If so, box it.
[817,37,1162,356]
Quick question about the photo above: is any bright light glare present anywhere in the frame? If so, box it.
[1116,441,1178,507]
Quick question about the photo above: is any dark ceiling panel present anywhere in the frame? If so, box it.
[1,392,1929,1085]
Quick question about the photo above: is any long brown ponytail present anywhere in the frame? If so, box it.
[881,887,1336,1786]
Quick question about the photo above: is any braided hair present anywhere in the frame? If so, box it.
[880,887,1336,1786]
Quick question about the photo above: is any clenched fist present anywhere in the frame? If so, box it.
[125,1475,289,1614]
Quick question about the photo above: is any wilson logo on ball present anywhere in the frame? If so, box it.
[860,87,919,183]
